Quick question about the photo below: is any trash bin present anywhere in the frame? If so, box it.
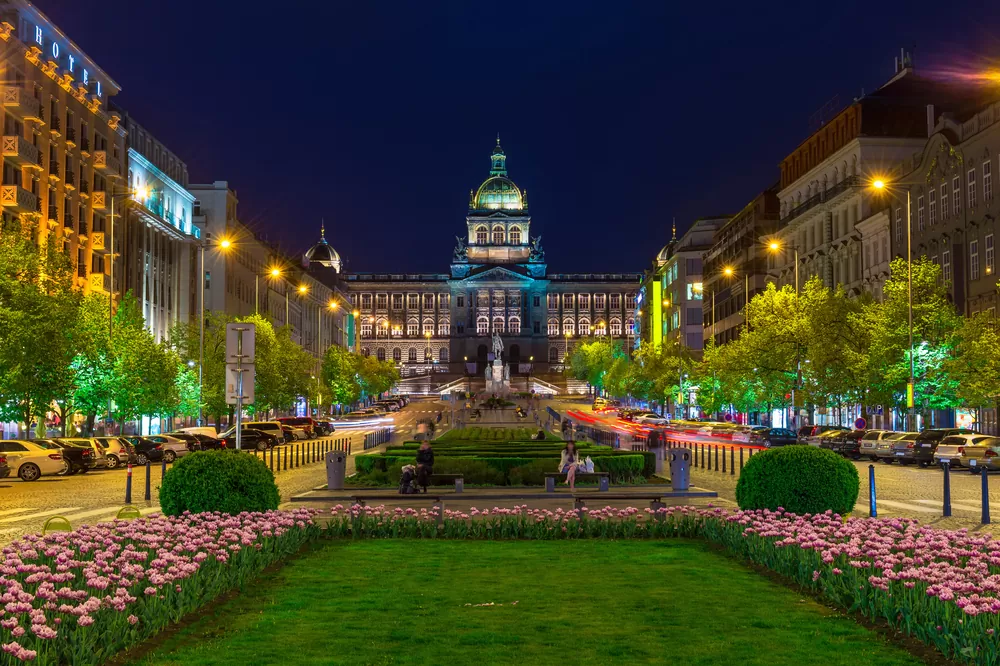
[326,451,347,491]
[669,448,691,491]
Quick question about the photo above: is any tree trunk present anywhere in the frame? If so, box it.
[86,413,95,436]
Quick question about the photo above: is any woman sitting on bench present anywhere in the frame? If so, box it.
[558,441,581,491]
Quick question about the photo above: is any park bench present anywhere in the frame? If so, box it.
[571,493,667,512]
[428,473,464,493]
[350,494,443,506]
[545,472,610,493]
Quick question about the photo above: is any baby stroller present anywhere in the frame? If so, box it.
[398,464,418,494]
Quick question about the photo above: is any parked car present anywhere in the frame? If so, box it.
[829,430,867,459]
[816,429,846,451]
[748,427,797,447]
[858,430,897,461]
[933,434,994,469]
[799,425,850,445]
[0,454,9,479]
[0,440,67,480]
[58,437,112,470]
[121,436,166,464]
[42,439,94,475]
[145,435,196,463]
[221,428,278,451]
[960,437,1000,473]
[191,433,225,450]
[878,432,920,463]
[221,421,285,445]
[90,436,135,469]
[177,426,219,438]
[281,425,307,441]
[633,412,669,426]
[313,419,335,437]
[276,417,318,438]
[902,428,979,467]
[374,401,400,412]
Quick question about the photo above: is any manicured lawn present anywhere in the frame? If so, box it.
[129,540,924,666]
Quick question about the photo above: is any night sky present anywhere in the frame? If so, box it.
[38,0,1000,273]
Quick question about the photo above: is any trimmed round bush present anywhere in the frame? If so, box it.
[735,445,859,515]
[160,451,280,516]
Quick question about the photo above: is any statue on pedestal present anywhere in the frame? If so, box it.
[492,331,504,357]
[453,236,468,262]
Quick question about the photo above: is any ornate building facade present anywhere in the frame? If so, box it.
[308,140,640,377]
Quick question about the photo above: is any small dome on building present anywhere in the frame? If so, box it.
[304,221,342,272]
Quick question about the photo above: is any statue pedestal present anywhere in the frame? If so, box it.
[485,359,510,396]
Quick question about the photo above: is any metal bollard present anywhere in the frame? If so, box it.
[144,460,151,502]
[739,447,744,472]
[983,468,991,525]
[269,445,274,471]
[284,445,288,471]
[730,447,735,476]
[296,444,300,467]
[942,461,952,517]
[722,446,726,473]
[868,464,877,518]
[715,445,719,472]
[161,458,166,483]
[125,464,133,504]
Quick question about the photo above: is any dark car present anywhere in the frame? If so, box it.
[799,425,850,445]
[829,430,866,459]
[44,439,94,475]
[222,428,277,451]
[163,432,209,451]
[816,429,845,450]
[122,437,165,463]
[888,428,976,466]
[313,419,335,437]
[749,427,797,447]
[0,454,8,479]
[191,433,225,450]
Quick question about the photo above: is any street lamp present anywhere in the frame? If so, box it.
[767,241,800,292]
[722,265,750,330]
[255,266,284,316]
[871,176,916,430]
[198,236,232,426]
[564,330,572,362]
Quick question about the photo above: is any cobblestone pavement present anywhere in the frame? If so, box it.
[0,400,443,544]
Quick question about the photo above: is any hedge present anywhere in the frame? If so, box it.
[735,445,859,515]
[160,451,280,516]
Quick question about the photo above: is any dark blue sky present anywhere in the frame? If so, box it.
[42,0,1000,272]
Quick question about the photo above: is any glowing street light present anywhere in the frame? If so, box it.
[219,238,232,250]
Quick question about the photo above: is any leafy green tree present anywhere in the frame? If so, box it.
[946,312,1000,424]
[69,294,114,434]
[358,355,400,399]
[173,362,201,419]
[321,344,363,406]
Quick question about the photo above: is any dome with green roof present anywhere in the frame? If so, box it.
[470,136,525,211]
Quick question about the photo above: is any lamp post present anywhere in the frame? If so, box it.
[766,241,805,428]
[564,330,572,363]
[198,236,232,426]
[872,178,916,431]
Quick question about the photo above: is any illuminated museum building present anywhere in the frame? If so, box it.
[304,141,640,375]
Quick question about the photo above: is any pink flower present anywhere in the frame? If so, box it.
[128,614,139,626]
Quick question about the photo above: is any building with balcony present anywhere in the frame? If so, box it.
[702,186,780,346]
[0,0,126,299]
[118,111,200,342]
[310,141,640,379]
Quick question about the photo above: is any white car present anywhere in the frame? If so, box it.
[633,412,669,426]
[0,440,67,481]
[145,435,194,463]
[178,426,219,439]
[282,425,308,441]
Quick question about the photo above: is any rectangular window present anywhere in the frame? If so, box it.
[391,293,403,310]
[987,234,995,276]
[423,294,434,310]
[943,250,952,283]
[407,321,418,336]
[361,322,372,338]
[986,161,994,202]
[971,240,980,281]
[478,318,490,335]
[422,320,434,335]
[438,321,449,336]
[917,195,925,231]
[578,293,590,309]
[439,294,449,308]
[533,295,540,307]
[350,293,358,307]
[456,295,464,308]
[610,294,621,309]
[563,294,574,309]
[928,189,936,226]
[407,293,419,309]
[687,282,703,301]
[969,169,978,210]
[547,320,559,336]
[625,293,637,309]
[594,294,606,309]
[941,183,949,218]
[547,293,558,310]
[361,294,372,310]
[533,321,540,334]
[953,175,961,214]
[931,254,939,267]
[894,208,902,245]
[671,311,679,329]
[375,294,387,309]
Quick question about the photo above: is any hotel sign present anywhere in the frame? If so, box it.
[32,24,101,97]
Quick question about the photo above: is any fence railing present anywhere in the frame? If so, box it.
[248,438,353,473]
[363,428,391,450]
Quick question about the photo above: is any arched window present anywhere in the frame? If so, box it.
[424,347,433,362]
[376,317,388,337]
[492,225,505,245]
[361,321,373,338]
[547,318,559,336]
[594,322,606,336]
[562,317,575,335]
[438,320,450,336]
[578,318,591,336]
[509,226,521,245]
[376,348,385,361]
[625,318,635,335]
[439,347,449,362]
[492,317,504,333]
[392,348,401,362]
[422,318,434,335]
[549,346,559,362]
[407,318,418,336]
[477,316,489,335]
[508,316,520,335]
[610,317,622,336]
[476,226,488,245]
[408,347,417,362]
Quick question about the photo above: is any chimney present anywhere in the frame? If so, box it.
[927,104,935,137]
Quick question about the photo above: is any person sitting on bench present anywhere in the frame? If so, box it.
[558,441,581,491]
[415,440,434,493]
[534,428,546,440]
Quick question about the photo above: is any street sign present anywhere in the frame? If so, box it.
[226,363,255,405]
[855,417,867,430]
[226,323,256,364]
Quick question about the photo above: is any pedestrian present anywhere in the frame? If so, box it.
[559,441,581,491]
[436,411,442,424]
[415,440,434,493]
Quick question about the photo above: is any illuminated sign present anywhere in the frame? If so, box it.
[32,24,100,97]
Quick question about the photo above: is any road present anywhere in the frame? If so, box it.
[551,397,1000,526]
[0,399,445,543]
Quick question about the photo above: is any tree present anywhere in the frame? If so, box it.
[69,294,114,434]
[358,355,399,399]
[566,338,617,395]
[321,344,363,406]
[946,312,1000,424]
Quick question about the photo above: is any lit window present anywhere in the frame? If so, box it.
[492,317,504,333]
[492,226,505,245]
[476,226,488,244]
[422,319,434,335]
[578,318,590,336]
[438,320,449,336]
[361,322,372,338]
[687,283,703,300]
[477,317,489,335]
[987,234,995,276]
[509,226,521,245]
[548,319,559,336]
[407,320,418,336]
[562,318,574,335]
[508,316,521,335]
[610,318,622,336]
[625,318,635,335]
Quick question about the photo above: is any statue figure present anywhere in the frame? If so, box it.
[529,235,545,262]
[453,236,468,262]
[492,331,504,357]
[503,364,510,382]
[485,364,492,380]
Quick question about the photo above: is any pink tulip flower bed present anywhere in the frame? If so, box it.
[331,503,1000,664]
[0,508,320,665]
